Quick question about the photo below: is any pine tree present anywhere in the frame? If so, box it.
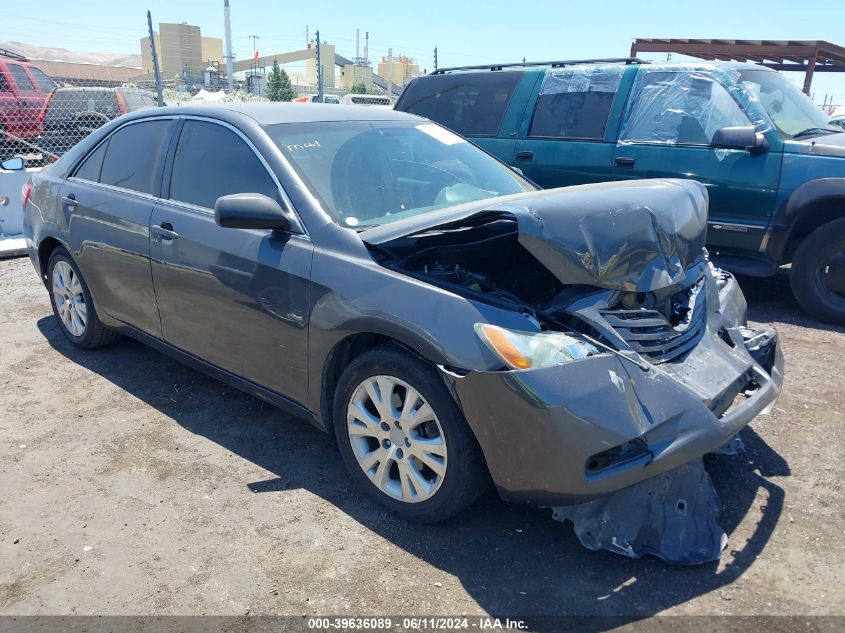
[351,82,368,94]
[266,60,296,102]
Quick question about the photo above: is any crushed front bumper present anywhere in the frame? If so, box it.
[443,310,783,507]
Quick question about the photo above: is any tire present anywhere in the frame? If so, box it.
[47,247,121,349]
[790,218,845,325]
[332,345,489,523]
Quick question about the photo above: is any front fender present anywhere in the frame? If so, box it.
[305,246,539,420]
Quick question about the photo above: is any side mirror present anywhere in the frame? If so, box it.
[1,157,24,171]
[711,126,769,153]
[214,193,291,231]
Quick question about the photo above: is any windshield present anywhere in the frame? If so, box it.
[739,70,837,138]
[264,120,535,227]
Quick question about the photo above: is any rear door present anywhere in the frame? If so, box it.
[514,65,635,188]
[0,67,23,151]
[6,63,43,143]
[610,70,783,254]
[60,117,176,336]
[149,118,313,404]
[4,63,43,141]
[395,71,529,164]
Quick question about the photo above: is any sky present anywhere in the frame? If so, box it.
[2,0,845,103]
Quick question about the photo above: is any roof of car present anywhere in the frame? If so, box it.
[132,102,421,125]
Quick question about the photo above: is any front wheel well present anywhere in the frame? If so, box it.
[320,333,428,432]
[784,197,845,262]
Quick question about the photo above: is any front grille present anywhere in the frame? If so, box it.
[600,279,706,364]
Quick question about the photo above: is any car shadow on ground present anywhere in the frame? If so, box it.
[36,275,797,622]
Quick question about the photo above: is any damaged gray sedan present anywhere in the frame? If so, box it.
[23,104,783,565]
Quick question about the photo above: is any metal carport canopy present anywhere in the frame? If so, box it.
[630,39,845,94]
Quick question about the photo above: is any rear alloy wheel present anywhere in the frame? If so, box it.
[790,218,845,325]
[333,346,488,523]
[47,247,121,349]
[52,260,87,337]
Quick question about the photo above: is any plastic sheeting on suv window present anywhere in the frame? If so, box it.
[529,66,624,139]
[618,64,773,146]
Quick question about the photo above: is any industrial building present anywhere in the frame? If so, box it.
[140,22,223,82]
[377,54,419,86]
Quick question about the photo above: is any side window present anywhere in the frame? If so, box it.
[7,64,35,91]
[529,68,623,139]
[73,140,109,182]
[620,72,752,146]
[100,119,172,194]
[28,67,56,91]
[169,120,279,210]
[396,72,522,136]
[0,72,8,92]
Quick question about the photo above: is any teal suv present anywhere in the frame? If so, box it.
[396,59,845,324]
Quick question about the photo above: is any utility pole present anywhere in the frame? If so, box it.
[146,10,164,106]
[354,28,359,89]
[249,34,260,96]
[386,47,393,98]
[223,0,234,91]
[433,46,438,71]
[315,30,323,102]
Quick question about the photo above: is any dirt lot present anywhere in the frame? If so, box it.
[1,254,844,620]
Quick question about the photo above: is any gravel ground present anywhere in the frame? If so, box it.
[0,255,843,620]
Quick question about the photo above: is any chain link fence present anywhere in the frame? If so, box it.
[0,60,275,166]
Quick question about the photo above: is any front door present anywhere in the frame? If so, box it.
[610,70,783,255]
[149,118,313,405]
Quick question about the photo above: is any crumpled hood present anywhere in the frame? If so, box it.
[363,178,709,292]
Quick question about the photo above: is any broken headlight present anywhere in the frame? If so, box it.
[474,323,599,370]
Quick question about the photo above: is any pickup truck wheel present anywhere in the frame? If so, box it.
[790,218,845,325]
[47,247,121,349]
[332,345,489,523]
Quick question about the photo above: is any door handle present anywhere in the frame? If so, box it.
[152,223,180,241]
[515,150,534,161]
[61,194,78,209]
[614,157,636,167]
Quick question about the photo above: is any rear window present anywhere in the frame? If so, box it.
[7,64,34,91]
[28,67,56,91]
[528,67,623,140]
[396,71,522,136]
[46,91,119,120]
[99,119,171,195]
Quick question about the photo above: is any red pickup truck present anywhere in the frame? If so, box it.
[0,48,56,158]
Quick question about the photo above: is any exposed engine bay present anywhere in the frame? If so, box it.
[368,214,711,369]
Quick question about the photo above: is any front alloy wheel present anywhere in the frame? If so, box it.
[333,346,488,523]
[347,375,447,503]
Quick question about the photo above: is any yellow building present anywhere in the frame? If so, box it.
[305,41,335,89]
[338,63,373,91]
[377,55,418,86]
[141,22,223,80]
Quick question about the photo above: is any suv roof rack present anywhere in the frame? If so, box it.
[0,48,29,62]
[431,57,647,75]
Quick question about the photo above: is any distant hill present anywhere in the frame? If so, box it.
[0,41,141,68]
